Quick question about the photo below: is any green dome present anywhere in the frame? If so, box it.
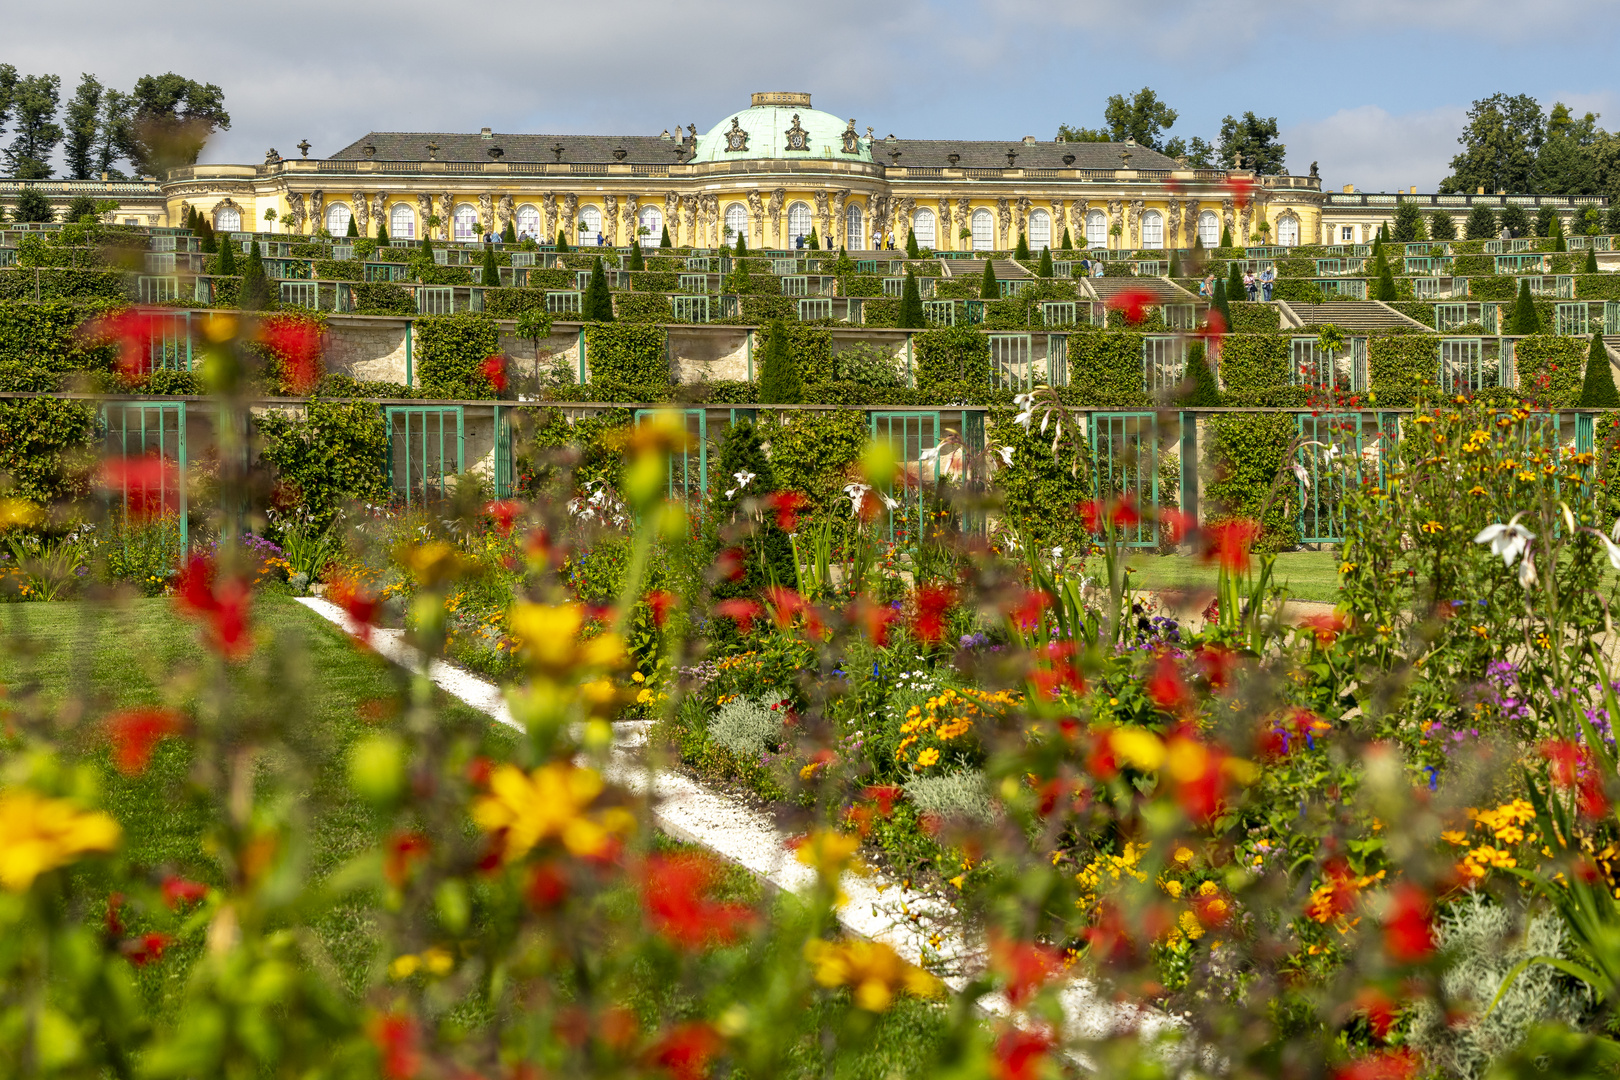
[690,94,871,164]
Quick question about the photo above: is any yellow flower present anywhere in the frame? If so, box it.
[0,789,121,892]
[388,954,421,979]
[400,540,468,589]
[795,829,863,881]
[471,762,631,860]
[1420,520,1443,534]
[1110,728,1166,771]
[1179,909,1205,940]
[508,602,585,671]
[915,748,941,768]
[1162,879,1184,899]
[803,938,943,1011]
[632,671,645,683]
[0,498,42,528]
[1441,829,1468,846]
[422,946,454,975]
[1197,880,1219,898]
[1173,846,1195,866]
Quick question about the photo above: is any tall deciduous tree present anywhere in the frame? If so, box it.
[126,73,231,177]
[1391,199,1425,243]
[1163,135,1214,168]
[1463,203,1498,240]
[63,74,103,180]
[96,89,132,178]
[1439,93,1544,195]
[1100,87,1178,150]
[1535,102,1600,195]
[4,74,63,179]
[1500,204,1531,237]
[1216,113,1286,174]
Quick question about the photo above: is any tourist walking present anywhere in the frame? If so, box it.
[1243,269,1257,300]
[1260,265,1275,301]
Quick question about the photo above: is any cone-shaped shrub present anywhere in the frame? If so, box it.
[582,256,614,322]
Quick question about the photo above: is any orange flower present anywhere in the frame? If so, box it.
[1203,518,1262,574]
[1301,612,1347,647]
[104,707,183,775]
[174,556,253,659]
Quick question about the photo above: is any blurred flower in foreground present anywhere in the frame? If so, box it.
[640,852,756,949]
[104,706,184,775]
[803,938,942,1011]
[174,555,253,659]
[0,788,121,891]
[471,762,634,861]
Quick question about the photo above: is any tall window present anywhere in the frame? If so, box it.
[516,205,540,239]
[1028,209,1051,250]
[1198,210,1219,247]
[913,208,935,248]
[453,204,478,241]
[325,203,350,236]
[723,204,747,246]
[1277,216,1300,247]
[640,206,664,246]
[787,202,812,245]
[1141,210,1163,249]
[390,203,415,239]
[215,206,242,232]
[578,206,602,243]
[971,208,993,251]
[1085,210,1106,247]
[845,203,864,249]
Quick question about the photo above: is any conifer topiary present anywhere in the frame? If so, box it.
[241,241,270,309]
[1059,227,1073,250]
[1375,257,1397,302]
[217,236,237,276]
[1014,233,1030,260]
[1510,279,1538,335]
[482,244,500,288]
[1212,278,1232,332]
[420,235,433,259]
[980,258,999,299]
[1219,225,1232,249]
[1464,203,1498,240]
[808,227,819,250]
[556,230,570,252]
[346,213,358,238]
[1038,247,1054,278]
[582,257,614,322]
[659,224,671,248]
[377,221,389,243]
[1227,259,1245,301]
[899,269,924,328]
[1586,247,1600,274]
[1182,341,1221,406]
[906,229,921,259]
[629,241,645,271]
[736,232,747,256]
[1582,332,1620,407]
[502,219,516,244]
[1168,249,1180,279]
[757,319,801,404]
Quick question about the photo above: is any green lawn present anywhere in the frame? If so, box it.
[1121,551,1342,603]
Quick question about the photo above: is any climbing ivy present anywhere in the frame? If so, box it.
[257,401,392,529]
[415,312,501,398]
[586,324,668,386]
[1204,412,1299,552]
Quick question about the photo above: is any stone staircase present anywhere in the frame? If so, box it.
[1081,275,1199,305]
[941,258,1032,280]
[1278,300,1429,332]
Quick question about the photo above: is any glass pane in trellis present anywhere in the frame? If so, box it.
[870,412,939,543]
[1142,337,1185,393]
[781,276,808,296]
[1296,413,1362,543]
[1041,302,1077,327]
[102,402,188,550]
[671,296,709,323]
[989,335,1033,390]
[1438,338,1487,393]
[923,300,956,327]
[798,299,832,321]
[1047,335,1068,387]
[1555,303,1589,336]
[417,287,453,315]
[545,291,581,314]
[388,408,463,506]
[1435,303,1466,331]
[1089,412,1157,546]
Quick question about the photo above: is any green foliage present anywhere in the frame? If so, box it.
[1067,331,1150,407]
[1500,204,1531,238]
[759,323,834,383]
[415,312,500,398]
[481,288,551,320]
[1181,341,1221,406]
[1212,278,1233,331]
[241,241,270,310]
[345,214,358,238]
[555,230,570,252]
[1038,248,1054,278]
[1228,302,1280,333]
[1585,247,1600,274]
[706,419,793,611]
[1374,254,1397,302]
[1392,199,1425,243]
[350,282,415,316]
[585,323,667,387]
[659,225,671,248]
[1467,274,1519,301]
[0,300,115,372]
[1428,211,1458,241]
[257,401,391,529]
[1368,331,1440,406]
[980,260,998,300]
[1581,332,1619,408]
[513,406,631,493]
[1219,225,1233,248]
[1014,233,1030,260]
[1513,335,1585,407]
[906,230,921,259]
[1204,412,1297,551]
[218,238,237,276]
[757,318,802,404]
[899,270,924,329]
[1060,228,1073,251]
[11,187,52,223]
[808,228,819,250]
[0,397,97,507]
[990,407,1092,549]
[1510,279,1539,334]
[582,257,614,322]
[502,219,516,244]
[628,243,644,272]
[481,245,500,288]
[1217,335,1289,401]
[1227,259,1244,301]
[769,409,866,523]
[914,327,988,395]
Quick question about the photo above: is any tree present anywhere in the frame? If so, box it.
[1438,93,1544,195]
[628,241,644,271]
[1535,102,1601,195]
[1181,341,1221,406]
[1038,247,1054,278]
[980,259,998,299]
[808,227,819,250]
[1500,204,1531,237]
[63,74,103,180]
[1054,123,1108,142]
[1428,211,1458,241]
[375,219,387,242]
[757,319,801,403]
[906,228,921,259]
[1581,332,1620,407]
[63,194,97,223]
[1059,227,1073,250]
[1608,204,1620,234]
[555,230,570,252]
[1391,199,1425,243]
[1551,217,1567,252]
[705,419,793,620]
[241,241,269,309]
[4,74,63,179]
[346,213,358,238]
[1219,225,1232,249]
[1216,112,1286,174]
[11,186,52,223]
[1211,278,1232,333]
[1167,248,1181,279]
[1509,279,1538,334]
[217,235,236,276]
[1586,247,1600,273]
[95,90,132,178]
[659,224,671,248]
[482,244,500,288]
[1374,255,1397,302]
[126,73,230,176]
[1226,258,1244,301]
[582,256,613,322]
[1163,135,1215,168]
[0,64,17,139]
[419,234,433,259]
[1013,232,1030,260]
[1076,87,1179,150]
[899,269,924,329]
[735,232,747,256]
[502,219,516,244]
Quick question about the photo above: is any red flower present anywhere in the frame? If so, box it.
[466,756,493,786]
[1030,640,1085,699]
[1382,884,1435,963]
[160,875,208,909]
[992,1027,1054,1080]
[1301,612,1347,647]
[328,577,379,644]
[1197,308,1227,348]
[990,936,1064,1007]
[480,353,509,393]
[646,589,676,628]
[84,308,170,381]
[384,832,431,887]
[105,893,125,937]
[1104,287,1158,327]
[913,584,954,643]
[123,932,172,966]
[1159,508,1198,545]
[1194,644,1236,690]
[766,490,810,532]
[1202,518,1262,574]
[714,597,762,634]
[641,853,755,949]
[863,784,903,816]
[1225,174,1256,212]
[765,585,824,636]
[1009,588,1049,633]
[259,317,324,394]
[1165,733,1227,824]
[1540,739,1582,788]
[1085,732,1119,781]
[98,455,181,520]
[1110,497,1141,527]
[649,1022,722,1080]
[1146,654,1190,713]
[105,707,183,774]
[1354,986,1400,1040]
[174,556,253,659]
[526,861,569,910]
[483,499,521,536]
[1334,1049,1418,1080]
[850,594,900,646]
[1081,901,1135,965]
[715,546,748,583]
[368,1013,421,1080]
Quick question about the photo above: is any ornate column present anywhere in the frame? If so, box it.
[284,192,306,234]
[704,194,720,247]
[1107,199,1123,249]
[663,192,679,244]
[352,191,368,235]
[602,195,618,245]
[768,188,786,248]
[1183,199,1200,246]
[416,193,432,238]
[996,198,1011,249]
[1014,197,1031,245]
[479,193,495,236]
[937,197,953,251]
[310,190,325,234]
[956,197,971,248]
[1050,198,1065,247]
[868,194,888,247]
[623,195,639,244]
[372,192,388,237]
[1222,198,1235,245]
[1129,199,1144,248]
[747,191,764,248]
[681,195,698,247]
[1069,201,1087,247]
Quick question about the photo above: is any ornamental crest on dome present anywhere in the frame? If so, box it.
[841,119,860,154]
[724,117,749,153]
[784,114,810,152]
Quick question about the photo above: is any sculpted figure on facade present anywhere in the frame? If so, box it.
[832,190,849,247]
[479,193,495,235]
[1129,199,1144,247]
[705,194,721,246]
[1222,198,1235,241]
[541,193,558,241]
[868,195,888,246]
[1014,197,1031,243]
[814,191,831,246]
[372,193,388,235]
[352,192,368,235]
[767,188,786,247]
[1107,199,1124,246]
[1166,201,1181,248]
[1050,199,1065,246]
[938,198,953,249]
[894,197,914,245]
[499,194,516,233]
[439,193,454,239]
[622,195,639,242]
[681,195,698,246]
[1239,201,1253,244]
[996,198,1011,249]
[601,195,617,244]
[284,193,305,234]
[747,191,765,247]
[956,197,972,245]
[1182,199,1200,246]
[1069,200,1087,245]
[663,192,679,243]
[562,193,579,241]
[310,191,325,234]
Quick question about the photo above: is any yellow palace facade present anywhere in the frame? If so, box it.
[160,92,1327,252]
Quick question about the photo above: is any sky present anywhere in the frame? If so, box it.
[9,0,1620,193]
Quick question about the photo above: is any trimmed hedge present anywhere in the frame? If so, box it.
[990,405,1093,550]
[257,400,391,529]
[1273,280,1325,304]
[350,282,415,316]
[1466,276,1518,301]
[1204,412,1298,552]
[913,327,988,395]
[1228,302,1281,333]
[613,293,673,323]
[1067,332,1149,407]
[1576,274,1620,301]
[757,323,834,383]
[1387,302,1437,328]
[415,312,501,398]
[0,300,116,372]
[1513,335,1585,408]
[0,397,98,507]
[586,324,669,386]
[1218,335,1290,399]
[1368,331,1438,406]
[482,288,550,319]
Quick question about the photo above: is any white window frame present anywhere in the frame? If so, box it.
[324,203,350,236]
[515,204,540,239]
[913,207,936,249]
[845,204,864,250]
[640,206,665,247]
[971,208,994,251]
[1140,210,1163,250]
[723,203,747,245]
[453,204,478,242]
[577,205,602,244]
[1341,226,1356,243]
[1086,210,1108,247]
[390,203,415,240]
[1028,209,1051,250]
[1277,216,1300,247]
[787,202,813,245]
[1197,210,1219,247]
[215,206,242,232]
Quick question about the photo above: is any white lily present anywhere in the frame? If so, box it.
[842,482,871,516]
[733,470,755,489]
[1474,513,1534,567]
[881,493,900,511]
[1518,553,1538,590]
[997,446,1015,466]
[1601,534,1620,572]
[1291,462,1310,490]
[919,446,941,463]
[1610,514,1620,543]
[1051,545,1065,560]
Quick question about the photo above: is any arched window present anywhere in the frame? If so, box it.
[723,203,747,246]
[1197,210,1219,247]
[971,208,993,251]
[1083,210,1105,248]
[1276,215,1300,247]
[515,205,540,239]
[453,204,478,242]
[1027,209,1051,250]
[845,203,864,250]
[787,202,812,245]
[389,203,415,239]
[214,205,242,233]
[1141,210,1163,249]
[639,206,664,247]
[912,208,935,249]
[325,203,351,236]
[578,205,602,244]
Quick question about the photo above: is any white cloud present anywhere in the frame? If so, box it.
[1283,104,1467,194]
